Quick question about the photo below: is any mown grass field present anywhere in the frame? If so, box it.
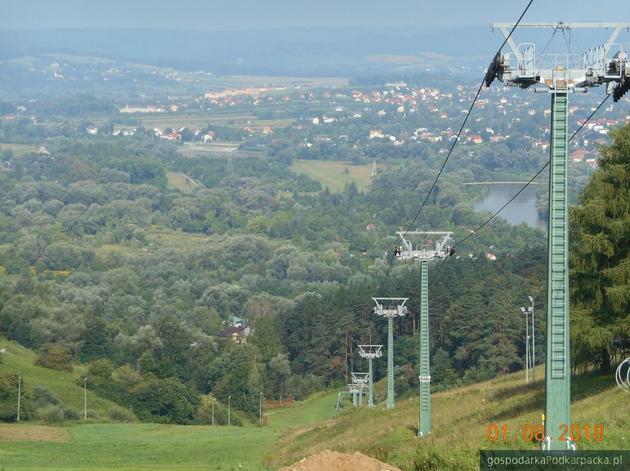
[166,171,201,193]
[268,367,630,470]
[178,142,266,159]
[131,114,292,131]
[0,142,39,157]
[291,160,382,192]
[0,392,339,471]
[0,339,125,419]
[1,348,627,471]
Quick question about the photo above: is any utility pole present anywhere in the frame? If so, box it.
[83,377,88,420]
[396,231,453,437]
[227,395,231,427]
[17,374,21,422]
[530,296,535,381]
[520,305,530,383]
[259,392,263,426]
[212,399,215,426]
[522,297,535,382]
[372,297,408,409]
[358,344,383,407]
[487,21,630,450]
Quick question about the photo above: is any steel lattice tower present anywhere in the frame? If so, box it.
[396,231,453,437]
[351,372,370,407]
[372,298,408,408]
[487,22,629,450]
[358,344,383,407]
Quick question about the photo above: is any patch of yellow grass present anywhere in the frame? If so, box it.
[0,425,70,443]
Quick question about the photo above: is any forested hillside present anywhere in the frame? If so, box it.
[0,130,551,423]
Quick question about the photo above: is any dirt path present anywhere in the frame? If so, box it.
[281,450,400,471]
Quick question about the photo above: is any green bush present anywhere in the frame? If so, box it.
[86,359,115,381]
[37,404,65,423]
[108,406,135,422]
[86,409,99,419]
[33,386,61,409]
[63,407,80,421]
[35,344,73,372]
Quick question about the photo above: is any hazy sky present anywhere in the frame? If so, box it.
[2,0,629,31]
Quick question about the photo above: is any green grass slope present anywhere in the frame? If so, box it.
[0,339,126,419]
[267,367,629,470]
[0,392,339,471]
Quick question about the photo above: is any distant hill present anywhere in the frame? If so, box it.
[0,27,496,77]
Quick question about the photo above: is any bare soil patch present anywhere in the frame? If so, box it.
[0,424,70,443]
[281,449,400,471]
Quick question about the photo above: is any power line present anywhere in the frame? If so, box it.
[429,94,611,286]
[450,94,611,251]
[377,0,535,294]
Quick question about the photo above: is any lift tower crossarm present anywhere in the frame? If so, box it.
[492,22,630,62]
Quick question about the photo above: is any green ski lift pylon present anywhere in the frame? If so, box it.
[395,231,453,437]
[351,372,370,407]
[487,21,630,450]
[358,344,383,407]
[372,297,408,409]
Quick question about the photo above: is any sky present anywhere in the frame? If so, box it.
[2,0,629,31]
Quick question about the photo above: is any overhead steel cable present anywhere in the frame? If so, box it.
[431,95,610,290]
[428,93,611,285]
[451,94,610,250]
[377,0,535,294]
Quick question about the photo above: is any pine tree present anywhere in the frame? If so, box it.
[571,124,630,370]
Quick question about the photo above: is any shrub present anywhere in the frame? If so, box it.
[37,404,65,423]
[32,386,61,409]
[35,344,73,372]
[63,407,80,421]
[108,406,135,422]
[86,409,99,419]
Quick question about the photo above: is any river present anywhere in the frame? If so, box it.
[473,183,546,230]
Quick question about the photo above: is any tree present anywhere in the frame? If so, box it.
[80,317,114,362]
[571,124,630,371]
[130,377,198,424]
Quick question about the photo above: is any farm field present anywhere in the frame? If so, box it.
[0,392,339,471]
[291,160,382,192]
[0,142,39,157]
[179,142,266,159]
[166,171,202,192]
[126,113,293,131]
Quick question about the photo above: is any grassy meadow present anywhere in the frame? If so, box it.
[0,340,124,419]
[0,392,339,471]
[268,366,629,470]
[291,160,382,192]
[0,354,627,470]
[0,143,39,157]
